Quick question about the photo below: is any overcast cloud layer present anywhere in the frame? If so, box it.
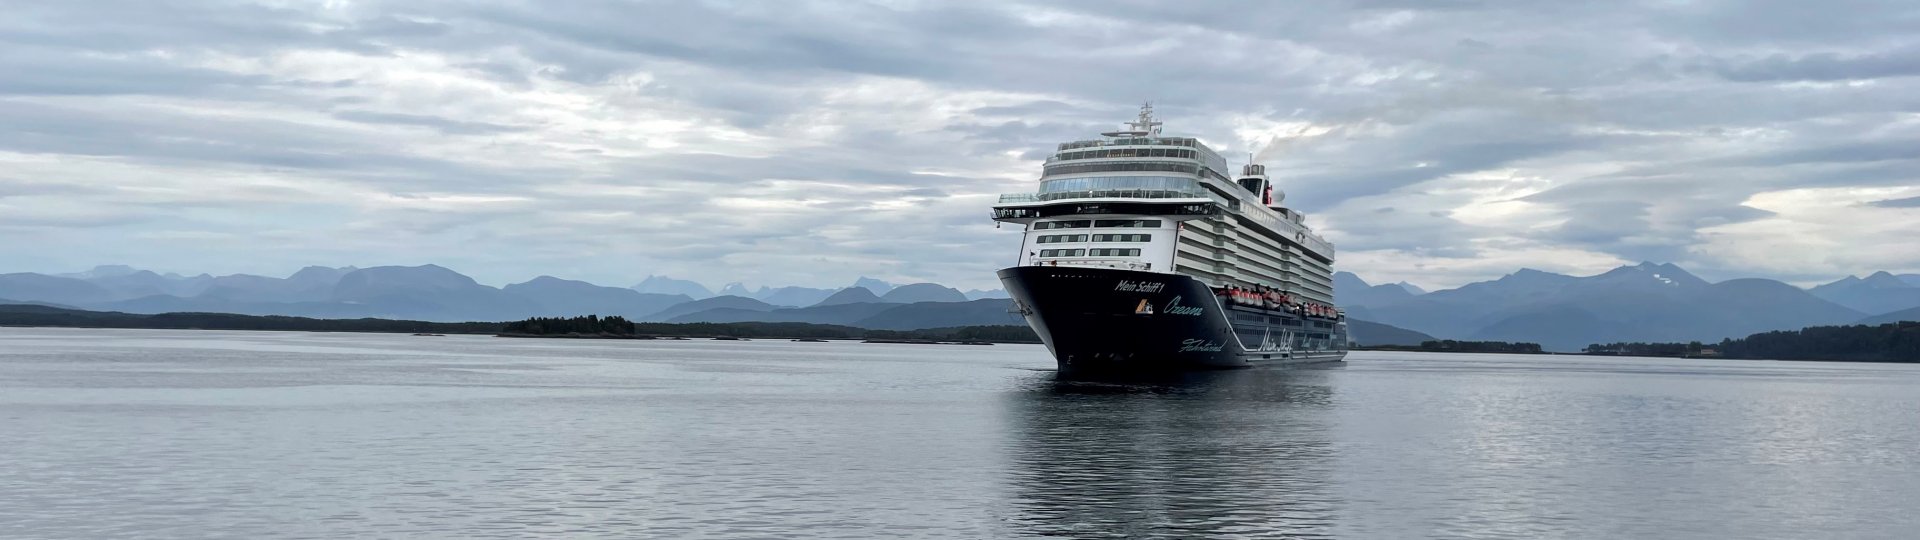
[3,0,1917,290]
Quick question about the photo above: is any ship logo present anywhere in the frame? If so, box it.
[1179,339,1225,352]
[1162,296,1205,316]
[1134,299,1154,314]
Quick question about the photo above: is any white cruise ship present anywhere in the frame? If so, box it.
[992,104,1348,373]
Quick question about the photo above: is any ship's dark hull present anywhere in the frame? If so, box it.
[999,265,1347,375]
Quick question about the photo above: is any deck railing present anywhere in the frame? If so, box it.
[1023,258,1157,271]
[997,189,1218,204]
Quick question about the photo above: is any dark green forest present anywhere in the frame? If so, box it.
[1362,340,1544,354]
[502,315,636,336]
[0,304,1042,343]
[0,304,501,334]
[1718,322,1919,362]
[1587,322,1920,362]
[1583,342,1709,357]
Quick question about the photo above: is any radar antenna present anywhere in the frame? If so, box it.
[1126,102,1163,136]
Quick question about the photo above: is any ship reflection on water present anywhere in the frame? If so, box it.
[1002,369,1343,538]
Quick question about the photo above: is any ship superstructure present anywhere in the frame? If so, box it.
[993,104,1347,373]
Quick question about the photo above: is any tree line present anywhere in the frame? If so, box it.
[1587,322,1920,362]
[1358,339,1544,354]
[0,305,1043,343]
[1583,342,1709,357]
[503,316,1043,342]
[0,305,501,334]
[1418,340,1544,354]
[502,315,636,336]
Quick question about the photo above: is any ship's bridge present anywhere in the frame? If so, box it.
[995,104,1238,222]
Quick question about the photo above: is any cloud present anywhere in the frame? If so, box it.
[331,110,529,135]
[1703,46,1920,82]
[2,0,1918,289]
[1869,195,1920,208]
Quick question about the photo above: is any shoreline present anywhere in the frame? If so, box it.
[0,305,1045,344]
[496,332,1018,345]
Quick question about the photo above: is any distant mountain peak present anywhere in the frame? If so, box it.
[880,283,967,303]
[286,265,355,285]
[1809,271,1920,314]
[1861,271,1909,288]
[1596,262,1704,288]
[645,295,776,322]
[1493,268,1576,286]
[755,285,838,307]
[1334,271,1421,307]
[501,275,691,319]
[1336,273,1428,295]
[814,286,883,306]
[60,265,143,279]
[1333,271,1369,288]
[335,264,480,292]
[853,276,894,295]
[717,282,755,297]
[632,275,714,300]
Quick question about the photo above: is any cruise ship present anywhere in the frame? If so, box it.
[993,104,1348,374]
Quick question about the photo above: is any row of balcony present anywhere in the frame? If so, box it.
[996,189,1222,204]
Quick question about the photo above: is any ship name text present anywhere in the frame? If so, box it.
[1179,339,1225,352]
[1162,296,1205,317]
[1114,280,1165,294]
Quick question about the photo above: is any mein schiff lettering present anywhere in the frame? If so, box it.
[1115,280,1166,294]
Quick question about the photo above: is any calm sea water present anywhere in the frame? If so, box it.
[3,328,1917,539]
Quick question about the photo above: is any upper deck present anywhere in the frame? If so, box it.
[992,105,1335,261]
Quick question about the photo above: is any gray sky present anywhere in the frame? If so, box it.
[3,0,1917,290]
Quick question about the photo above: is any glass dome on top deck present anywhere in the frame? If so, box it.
[1056,136,1203,152]
[1048,103,1231,175]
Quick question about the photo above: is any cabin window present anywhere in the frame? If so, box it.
[1090,234,1151,242]
[1038,249,1086,257]
[1042,162,1201,176]
[1036,234,1087,244]
[1032,220,1092,230]
[1093,219,1162,228]
[1052,148,1198,163]
[1039,177,1198,196]
[1087,248,1142,257]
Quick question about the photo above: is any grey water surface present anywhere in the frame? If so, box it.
[2,328,1917,539]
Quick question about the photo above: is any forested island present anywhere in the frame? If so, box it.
[502,315,639,336]
[1358,340,1544,354]
[1582,342,1715,357]
[0,304,1041,343]
[1586,322,1920,363]
[499,314,1039,342]
[0,303,503,334]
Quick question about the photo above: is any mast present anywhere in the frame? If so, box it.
[1126,102,1163,136]
[1103,102,1165,137]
